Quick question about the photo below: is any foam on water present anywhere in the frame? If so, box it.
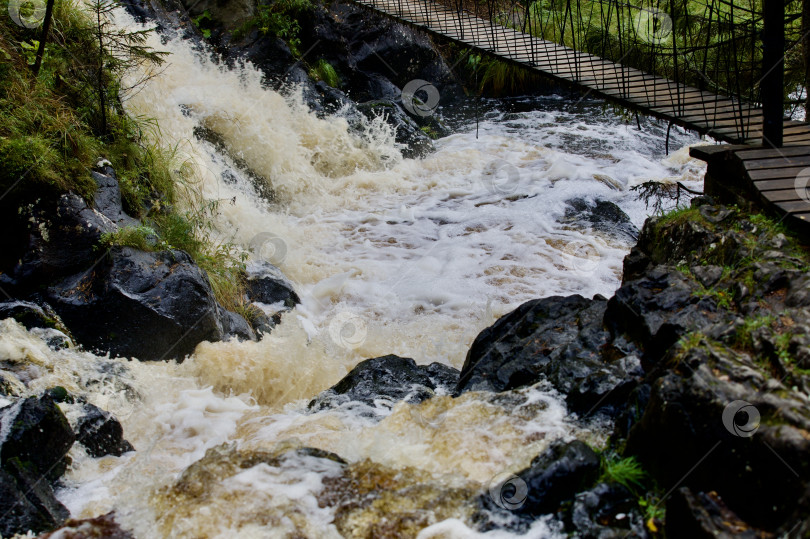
[0,6,707,536]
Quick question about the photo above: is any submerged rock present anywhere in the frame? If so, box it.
[0,396,75,481]
[356,100,435,159]
[245,261,300,309]
[475,440,600,530]
[39,512,133,539]
[321,457,477,538]
[47,247,226,361]
[563,198,639,243]
[75,403,134,458]
[309,354,459,413]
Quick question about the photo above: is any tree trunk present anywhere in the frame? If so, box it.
[31,0,55,77]
[96,4,107,137]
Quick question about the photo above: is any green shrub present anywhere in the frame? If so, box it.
[234,0,313,55]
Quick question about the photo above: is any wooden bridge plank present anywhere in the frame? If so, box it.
[761,189,806,203]
[737,148,810,161]
[775,200,810,214]
[749,166,810,181]
[361,0,810,236]
[744,156,810,170]
[753,179,802,191]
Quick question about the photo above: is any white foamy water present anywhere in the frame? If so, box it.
[0,7,705,537]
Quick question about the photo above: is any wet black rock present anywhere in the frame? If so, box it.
[75,404,134,458]
[0,396,75,481]
[786,274,810,307]
[0,300,69,334]
[518,440,600,516]
[250,310,278,336]
[624,341,810,530]
[606,266,718,365]
[309,354,459,412]
[245,261,300,309]
[475,440,600,531]
[47,247,225,361]
[563,198,639,243]
[633,213,727,270]
[12,194,116,289]
[567,482,648,538]
[665,487,767,538]
[91,164,139,226]
[691,264,723,288]
[219,308,257,342]
[0,464,68,537]
[456,295,640,415]
[356,100,435,159]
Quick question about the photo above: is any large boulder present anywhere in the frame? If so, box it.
[309,354,458,413]
[456,295,640,415]
[46,247,227,361]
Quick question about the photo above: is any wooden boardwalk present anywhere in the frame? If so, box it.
[350,0,810,233]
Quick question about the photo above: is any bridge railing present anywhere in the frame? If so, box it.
[358,0,807,144]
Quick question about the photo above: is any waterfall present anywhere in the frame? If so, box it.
[1,6,706,537]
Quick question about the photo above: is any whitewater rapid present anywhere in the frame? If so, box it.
[0,8,706,537]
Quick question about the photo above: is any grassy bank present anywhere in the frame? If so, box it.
[0,0,249,314]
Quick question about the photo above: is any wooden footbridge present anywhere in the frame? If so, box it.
[349,0,810,233]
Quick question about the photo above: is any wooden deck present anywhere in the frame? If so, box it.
[691,144,810,233]
[349,0,810,233]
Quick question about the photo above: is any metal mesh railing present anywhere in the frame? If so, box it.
[351,0,806,144]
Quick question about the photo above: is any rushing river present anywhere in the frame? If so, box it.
[0,9,706,538]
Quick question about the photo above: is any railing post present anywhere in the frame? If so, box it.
[762,0,785,148]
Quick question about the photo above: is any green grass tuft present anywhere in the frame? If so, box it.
[600,455,647,492]
[309,59,340,87]
[100,225,160,251]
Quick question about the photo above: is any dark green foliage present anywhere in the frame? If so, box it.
[234,0,313,54]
